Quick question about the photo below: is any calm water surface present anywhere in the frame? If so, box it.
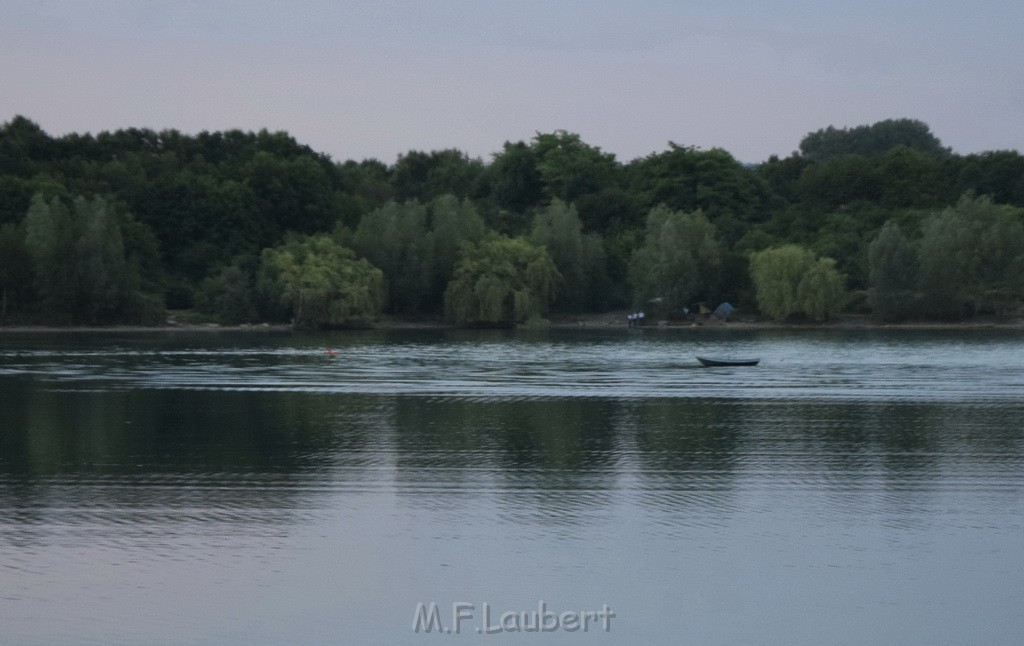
[1,328,1022,644]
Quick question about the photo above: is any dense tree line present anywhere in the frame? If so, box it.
[1,115,1022,327]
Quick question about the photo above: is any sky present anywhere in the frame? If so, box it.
[2,0,1022,164]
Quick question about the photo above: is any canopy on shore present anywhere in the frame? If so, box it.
[713,302,734,318]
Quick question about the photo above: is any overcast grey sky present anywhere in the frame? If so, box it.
[2,0,1022,163]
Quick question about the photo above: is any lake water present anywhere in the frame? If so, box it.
[1,328,1022,644]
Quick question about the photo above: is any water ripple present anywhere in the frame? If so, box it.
[3,330,1022,402]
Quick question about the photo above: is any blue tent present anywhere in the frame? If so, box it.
[712,302,734,318]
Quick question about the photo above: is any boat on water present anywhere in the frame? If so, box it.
[696,356,760,367]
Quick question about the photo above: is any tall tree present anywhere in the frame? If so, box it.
[530,199,608,312]
[136,172,264,283]
[529,131,630,234]
[531,131,617,203]
[868,220,918,321]
[0,223,33,319]
[628,206,722,312]
[335,159,394,226]
[23,194,76,315]
[795,154,882,209]
[875,147,948,208]
[954,151,1024,207]
[196,260,260,325]
[74,195,132,321]
[244,151,343,236]
[352,200,433,314]
[918,195,1024,318]
[23,193,158,322]
[429,194,486,306]
[756,154,810,204]
[391,149,484,202]
[799,119,950,161]
[0,116,54,175]
[481,141,545,231]
[627,144,770,244]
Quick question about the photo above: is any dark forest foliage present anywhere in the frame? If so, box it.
[1,115,1023,326]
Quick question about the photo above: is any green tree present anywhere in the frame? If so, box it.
[797,257,846,321]
[196,256,261,324]
[756,153,810,204]
[260,234,384,328]
[352,200,434,314]
[335,159,394,225]
[531,131,618,204]
[628,206,722,312]
[24,194,77,316]
[918,195,1024,318]
[917,208,977,319]
[750,245,845,321]
[529,131,632,235]
[868,220,918,321]
[244,151,343,237]
[0,222,33,319]
[795,154,882,210]
[444,236,561,326]
[799,119,949,161]
[530,199,609,312]
[875,147,948,208]
[137,173,264,283]
[74,195,132,321]
[0,174,66,226]
[579,234,610,311]
[809,206,891,291]
[627,144,770,244]
[0,116,54,175]
[428,194,486,306]
[23,193,161,323]
[572,185,641,235]
[953,151,1024,207]
[391,149,484,202]
[603,226,644,307]
[481,141,545,231]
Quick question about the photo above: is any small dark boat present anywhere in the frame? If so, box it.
[697,356,760,367]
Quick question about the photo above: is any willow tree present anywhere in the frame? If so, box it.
[444,236,561,327]
[797,256,846,321]
[260,234,384,328]
[750,245,845,321]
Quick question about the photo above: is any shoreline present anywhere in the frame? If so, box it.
[548,312,1024,331]
[2,312,1023,333]
[0,323,294,334]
